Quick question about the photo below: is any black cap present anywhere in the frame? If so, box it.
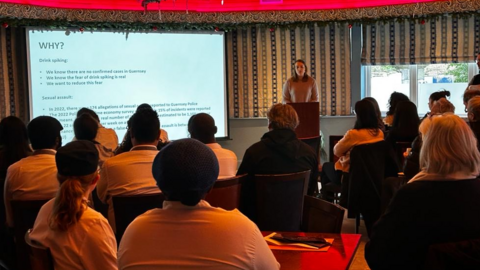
[56,140,99,176]
[152,138,219,197]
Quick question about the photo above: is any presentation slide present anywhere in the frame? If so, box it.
[26,29,228,143]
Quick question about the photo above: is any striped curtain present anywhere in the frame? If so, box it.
[362,15,480,65]
[226,24,351,117]
[0,27,28,121]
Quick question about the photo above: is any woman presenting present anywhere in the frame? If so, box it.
[282,59,319,103]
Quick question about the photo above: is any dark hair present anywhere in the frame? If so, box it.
[136,103,153,112]
[293,59,309,82]
[392,101,420,137]
[28,116,63,150]
[188,113,217,144]
[76,108,100,122]
[387,92,410,116]
[130,109,160,144]
[429,90,450,102]
[0,116,31,177]
[354,99,380,136]
[363,97,385,131]
[74,114,98,141]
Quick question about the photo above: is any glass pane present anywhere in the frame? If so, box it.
[370,65,410,112]
[417,63,468,115]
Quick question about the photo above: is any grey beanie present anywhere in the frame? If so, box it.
[152,138,219,205]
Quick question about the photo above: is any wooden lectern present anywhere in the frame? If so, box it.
[289,102,320,139]
[289,102,320,157]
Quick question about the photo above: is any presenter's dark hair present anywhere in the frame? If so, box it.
[77,108,100,122]
[130,109,160,144]
[293,59,309,82]
[429,90,450,102]
[386,92,410,116]
[74,114,98,141]
[354,99,379,136]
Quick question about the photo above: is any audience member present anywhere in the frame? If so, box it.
[384,92,409,127]
[76,107,119,153]
[385,101,419,147]
[467,96,480,151]
[366,114,480,270]
[0,116,32,261]
[188,113,237,179]
[4,116,62,227]
[468,52,480,86]
[74,113,114,167]
[321,99,383,198]
[364,97,385,132]
[115,103,169,155]
[422,90,450,120]
[28,140,117,270]
[463,88,480,112]
[118,139,279,270]
[236,103,317,223]
[97,109,161,231]
[418,98,455,138]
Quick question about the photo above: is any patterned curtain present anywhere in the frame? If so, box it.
[362,15,480,65]
[0,27,28,121]
[226,24,351,117]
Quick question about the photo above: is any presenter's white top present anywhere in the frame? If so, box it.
[282,76,319,103]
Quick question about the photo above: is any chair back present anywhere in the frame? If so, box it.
[423,238,480,270]
[253,170,310,231]
[329,135,344,163]
[112,193,165,243]
[300,136,321,158]
[302,195,345,233]
[204,174,247,210]
[29,245,54,270]
[395,141,413,171]
[11,199,49,270]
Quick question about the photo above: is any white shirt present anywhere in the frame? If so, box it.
[28,199,118,270]
[206,143,238,179]
[118,200,280,270]
[97,145,161,231]
[96,125,119,152]
[4,150,59,227]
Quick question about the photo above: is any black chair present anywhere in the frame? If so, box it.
[28,243,54,270]
[300,136,321,158]
[204,174,247,210]
[10,199,49,270]
[321,135,345,204]
[302,195,345,233]
[112,193,165,243]
[345,141,398,236]
[253,170,310,231]
[423,238,480,270]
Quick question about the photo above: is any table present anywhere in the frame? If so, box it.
[262,232,362,270]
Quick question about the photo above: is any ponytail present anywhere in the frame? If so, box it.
[49,173,95,231]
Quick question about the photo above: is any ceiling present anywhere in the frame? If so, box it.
[0,0,448,12]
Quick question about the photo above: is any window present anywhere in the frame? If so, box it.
[364,63,476,115]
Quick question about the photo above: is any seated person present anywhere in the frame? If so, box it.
[383,92,409,127]
[188,113,237,179]
[4,116,62,227]
[74,113,114,167]
[97,109,161,231]
[118,139,279,270]
[28,141,117,270]
[365,114,480,270]
[75,108,118,153]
